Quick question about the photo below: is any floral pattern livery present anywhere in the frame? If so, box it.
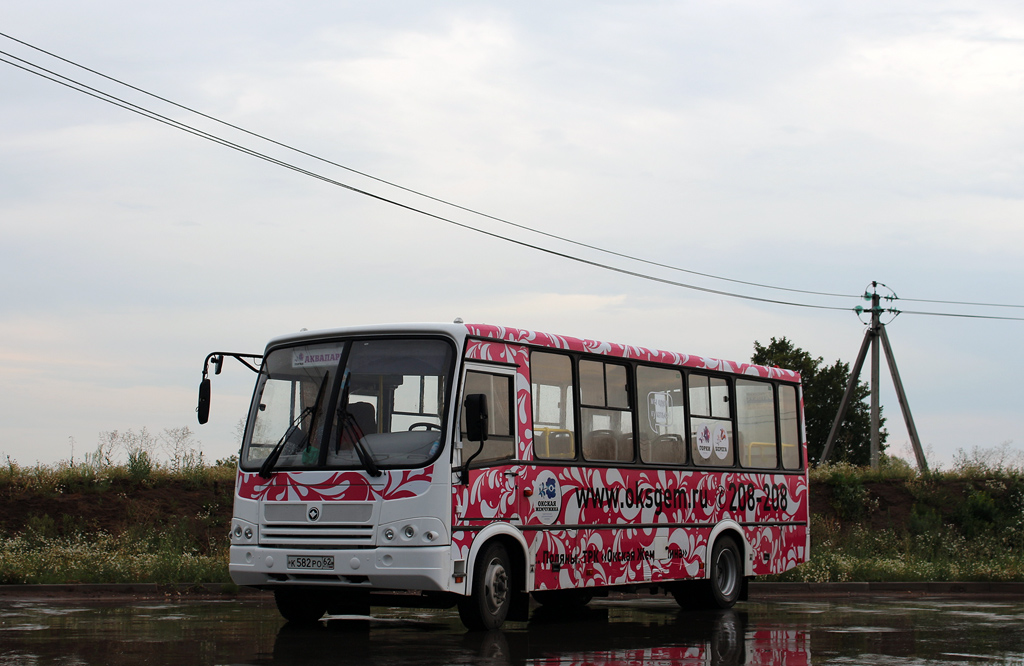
[237,466,434,502]
[456,324,809,590]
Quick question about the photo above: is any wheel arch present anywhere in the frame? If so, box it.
[464,523,529,596]
[707,520,752,578]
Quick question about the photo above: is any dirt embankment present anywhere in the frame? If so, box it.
[0,478,236,549]
[3,473,1017,541]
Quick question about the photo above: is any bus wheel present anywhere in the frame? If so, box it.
[274,587,328,624]
[706,536,742,608]
[458,542,512,631]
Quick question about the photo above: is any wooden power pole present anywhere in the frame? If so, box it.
[819,282,928,471]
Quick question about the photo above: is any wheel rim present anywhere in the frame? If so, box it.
[483,556,509,615]
[715,547,738,598]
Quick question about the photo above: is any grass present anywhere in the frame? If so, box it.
[0,446,238,585]
[775,449,1024,582]
[0,530,229,585]
[1,453,237,494]
[2,443,1024,585]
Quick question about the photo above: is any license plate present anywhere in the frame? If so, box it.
[287,555,335,571]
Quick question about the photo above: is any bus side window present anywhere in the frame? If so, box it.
[688,373,734,466]
[779,385,801,469]
[736,379,778,469]
[637,365,686,465]
[580,359,634,463]
[531,352,576,460]
[461,371,514,465]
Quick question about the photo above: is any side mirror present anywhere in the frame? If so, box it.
[460,393,488,485]
[197,377,211,424]
[464,393,489,443]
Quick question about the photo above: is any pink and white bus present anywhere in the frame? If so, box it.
[200,323,808,630]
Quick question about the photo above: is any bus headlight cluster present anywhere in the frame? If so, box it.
[230,520,257,545]
[379,519,447,546]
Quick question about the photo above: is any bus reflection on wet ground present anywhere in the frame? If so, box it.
[2,595,1024,665]
[270,605,786,666]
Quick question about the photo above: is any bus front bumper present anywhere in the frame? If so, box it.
[229,544,453,592]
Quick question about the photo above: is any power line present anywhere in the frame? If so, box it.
[0,49,855,313]
[0,30,859,301]
[894,296,1024,310]
[892,309,1024,322]
[2,42,1022,323]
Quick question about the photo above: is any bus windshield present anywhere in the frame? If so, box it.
[242,337,454,473]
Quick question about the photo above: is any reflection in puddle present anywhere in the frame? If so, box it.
[0,596,1023,665]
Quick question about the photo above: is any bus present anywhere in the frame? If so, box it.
[198,322,808,630]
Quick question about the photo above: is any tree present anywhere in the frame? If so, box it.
[752,337,886,466]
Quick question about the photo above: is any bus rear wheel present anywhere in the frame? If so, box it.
[672,536,744,610]
[458,542,512,631]
[274,587,328,624]
[707,536,742,608]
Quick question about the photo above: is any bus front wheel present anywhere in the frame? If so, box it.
[458,542,512,631]
[274,587,328,624]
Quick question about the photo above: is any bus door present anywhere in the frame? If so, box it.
[458,363,520,521]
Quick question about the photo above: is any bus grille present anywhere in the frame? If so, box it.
[260,502,375,548]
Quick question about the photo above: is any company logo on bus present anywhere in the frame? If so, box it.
[696,424,730,461]
[713,424,729,460]
[533,470,561,525]
[696,426,713,460]
[292,348,344,368]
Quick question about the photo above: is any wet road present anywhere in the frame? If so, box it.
[2,595,1024,665]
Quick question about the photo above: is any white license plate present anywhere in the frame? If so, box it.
[287,555,335,571]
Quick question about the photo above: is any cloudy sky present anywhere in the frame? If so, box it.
[2,1,1022,468]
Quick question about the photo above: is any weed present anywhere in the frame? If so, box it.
[127,449,153,481]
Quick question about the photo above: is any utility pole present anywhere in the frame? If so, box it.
[819,282,928,471]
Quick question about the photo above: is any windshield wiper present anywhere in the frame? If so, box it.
[336,371,382,478]
[258,372,329,479]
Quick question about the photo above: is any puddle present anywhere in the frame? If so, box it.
[1,596,1023,664]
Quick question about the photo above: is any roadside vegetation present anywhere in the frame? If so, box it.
[0,427,237,585]
[2,430,1023,585]
[774,443,1024,583]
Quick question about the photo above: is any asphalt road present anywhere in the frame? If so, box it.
[2,593,1024,665]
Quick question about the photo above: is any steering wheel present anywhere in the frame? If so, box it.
[408,422,441,431]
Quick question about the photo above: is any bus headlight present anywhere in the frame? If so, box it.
[379,518,447,546]
[231,520,257,545]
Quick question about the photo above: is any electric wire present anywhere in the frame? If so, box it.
[892,309,1024,322]
[0,30,859,301]
[0,49,856,313]
[2,43,1022,321]
[893,296,1024,309]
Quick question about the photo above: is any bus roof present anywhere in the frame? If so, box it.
[264,322,801,383]
[466,323,801,383]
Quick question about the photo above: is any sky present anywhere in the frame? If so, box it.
[2,1,1023,469]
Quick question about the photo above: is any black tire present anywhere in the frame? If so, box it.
[458,542,512,631]
[325,589,371,616]
[274,587,328,624]
[706,536,743,608]
[671,536,744,610]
